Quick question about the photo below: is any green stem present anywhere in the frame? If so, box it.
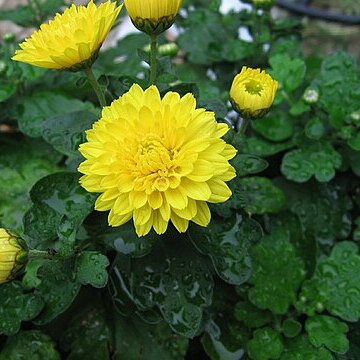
[84,67,106,108]
[28,249,56,260]
[239,117,251,136]
[149,34,158,85]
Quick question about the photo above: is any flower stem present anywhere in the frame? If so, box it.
[28,249,57,260]
[239,117,251,135]
[84,67,106,108]
[149,34,158,85]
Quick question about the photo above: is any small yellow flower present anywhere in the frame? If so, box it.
[12,1,122,71]
[230,66,278,119]
[78,84,237,237]
[0,228,28,284]
[124,0,182,35]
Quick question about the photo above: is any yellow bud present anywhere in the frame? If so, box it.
[0,228,28,284]
[124,0,182,35]
[230,66,278,119]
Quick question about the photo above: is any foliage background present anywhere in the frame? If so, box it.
[0,0,360,359]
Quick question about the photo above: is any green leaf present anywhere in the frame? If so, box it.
[32,259,81,325]
[188,214,263,285]
[269,54,306,92]
[231,154,269,177]
[42,110,98,158]
[281,141,342,183]
[282,319,302,338]
[23,172,96,251]
[115,237,214,337]
[60,307,112,360]
[0,281,44,336]
[280,334,332,360]
[305,117,325,140]
[275,179,352,245]
[75,251,110,288]
[15,91,96,137]
[113,314,188,360]
[252,111,294,142]
[239,177,286,214]
[249,233,306,314]
[305,315,349,354]
[234,301,272,328]
[0,330,60,360]
[247,327,284,360]
[201,319,247,360]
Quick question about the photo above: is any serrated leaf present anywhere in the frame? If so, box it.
[0,281,44,336]
[249,233,306,314]
[0,330,60,360]
[113,314,188,360]
[32,260,81,325]
[231,154,268,177]
[15,91,96,137]
[115,237,213,338]
[269,54,306,93]
[305,117,325,140]
[234,301,272,328]
[201,319,247,360]
[247,327,284,360]
[280,334,332,360]
[305,315,349,354]
[75,251,109,288]
[42,110,98,158]
[281,141,342,183]
[188,215,263,285]
[239,177,285,214]
[60,307,111,360]
[23,172,96,250]
[252,111,294,142]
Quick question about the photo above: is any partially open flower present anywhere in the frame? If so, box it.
[12,1,122,71]
[78,84,237,237]
[230,66,278,119]
[124,0,182,35]
[0,228,28,284]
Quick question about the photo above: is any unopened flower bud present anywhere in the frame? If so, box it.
[251,0,274,9]
[0,228,28,284]
[230,66,278,119]
[124,0,182,36]
[303,88,319,104]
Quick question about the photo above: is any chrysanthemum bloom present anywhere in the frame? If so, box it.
[0,228,28,284]
[78,84,237,237]
[230,66,278,119]
[124,0,182,35]
[12,1,122,71]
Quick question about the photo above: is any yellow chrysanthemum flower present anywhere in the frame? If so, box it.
[124,0,182,35]
[230,66,278,119]
[78,84,237,237]
[12,1,122,70]
[0,228,28,284]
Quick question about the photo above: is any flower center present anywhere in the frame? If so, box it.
[131,134,181,192]
[245,79,263,96]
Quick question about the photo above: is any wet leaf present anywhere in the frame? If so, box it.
[15,91,96,137]
[247,327,284,360]
[188,214,263,285]
[113,314,188,360]
[23,172,96,250]
[75,251,110,288]
[116,237,214,337]
[231,154,268,177]
[32,260,81,325]
[281,141,342,183]
[282,319,302,338]
[249,232,306,314]
[280,334,332,360]
[234,300,272,328]
[305,315,349,354]
[239,177,286,214]
[0,330,60,360]
[0,281,44,336]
